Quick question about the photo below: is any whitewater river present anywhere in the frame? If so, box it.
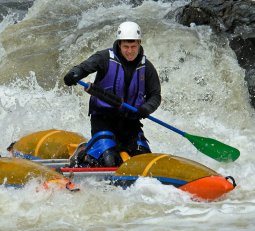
[0,1,255,230]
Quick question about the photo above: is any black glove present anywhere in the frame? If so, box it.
[64,67,84,86]
[137,105,150,119]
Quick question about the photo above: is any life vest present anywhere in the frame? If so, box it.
[89,50,146,114]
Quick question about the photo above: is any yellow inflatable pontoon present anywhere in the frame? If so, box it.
[8,129,86,159]
[0,157,79,191]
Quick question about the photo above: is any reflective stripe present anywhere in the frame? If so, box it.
[141,154,168,177]
[141,55,146,64]
[35,130,61,156]
[109,50,115,59]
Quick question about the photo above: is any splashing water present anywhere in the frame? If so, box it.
[0,0,255,230]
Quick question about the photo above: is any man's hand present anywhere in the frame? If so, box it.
[64,67,83,86]
[137,105,150,119]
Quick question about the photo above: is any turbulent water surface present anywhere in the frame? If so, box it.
[0,0,255,230]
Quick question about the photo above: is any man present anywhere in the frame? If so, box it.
[64,21,161,167]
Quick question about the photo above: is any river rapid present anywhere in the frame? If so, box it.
[0,1,255,230]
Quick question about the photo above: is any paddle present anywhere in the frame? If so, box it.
[77,80,240,162]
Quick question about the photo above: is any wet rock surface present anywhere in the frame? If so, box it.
[0,1,34,22]
[172,0,255,107]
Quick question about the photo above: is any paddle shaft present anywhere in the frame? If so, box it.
[78,80,185,136]
[123,102,185,136]
[77,80,240,162]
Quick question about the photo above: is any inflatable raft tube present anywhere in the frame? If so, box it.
[7,129,86,159]
[111,153,236,201]
[0,157,79,191]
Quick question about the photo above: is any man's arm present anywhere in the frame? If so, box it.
[64,49,109,86]
[143,59,161,114]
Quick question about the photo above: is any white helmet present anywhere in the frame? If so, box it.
[116,21,141,40]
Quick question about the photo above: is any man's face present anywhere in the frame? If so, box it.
[119,40,140,61]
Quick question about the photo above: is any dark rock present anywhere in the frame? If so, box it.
[0,1,34,22]
[172,0,255,108]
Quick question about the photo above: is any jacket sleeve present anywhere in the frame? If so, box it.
[73,49,109,80]
[143,59,161,114]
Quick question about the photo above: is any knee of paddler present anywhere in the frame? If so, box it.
[99,148,122,167]
[86,131,120,166]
